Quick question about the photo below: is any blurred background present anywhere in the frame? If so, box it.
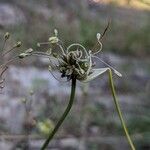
[0,0,150,149]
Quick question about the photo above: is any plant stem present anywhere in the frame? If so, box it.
[41,78,76,150]
[108,69,136,150]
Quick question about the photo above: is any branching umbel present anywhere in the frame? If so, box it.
[0,32,22,91]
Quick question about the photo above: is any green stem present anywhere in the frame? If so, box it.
[108,69,136,150]
[41,78,76,150]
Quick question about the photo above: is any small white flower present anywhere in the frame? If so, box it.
[96,33,101,41]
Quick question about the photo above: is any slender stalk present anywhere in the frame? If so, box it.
[108,69,135,150]
[2,47,15,56]
[41,77,77,150]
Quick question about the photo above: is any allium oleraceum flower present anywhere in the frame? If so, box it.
[19,29,121,82]
[19,29,135,150]
[0,32,21,91]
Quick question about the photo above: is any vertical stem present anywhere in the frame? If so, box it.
[41,78,76,150]
[79,83,89,150]
[108,69,136,150]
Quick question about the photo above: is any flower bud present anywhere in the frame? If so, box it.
[15,41,22,47]
[54,29,58,36]
[25,48,33,53]
[4,32,10,40]
[18,53,29,59]
[48,37,59,44]
[96,33,101,41]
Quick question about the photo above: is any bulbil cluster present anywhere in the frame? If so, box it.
[19,28,121,82]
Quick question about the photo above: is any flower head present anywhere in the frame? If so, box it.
[19,28,122,82]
